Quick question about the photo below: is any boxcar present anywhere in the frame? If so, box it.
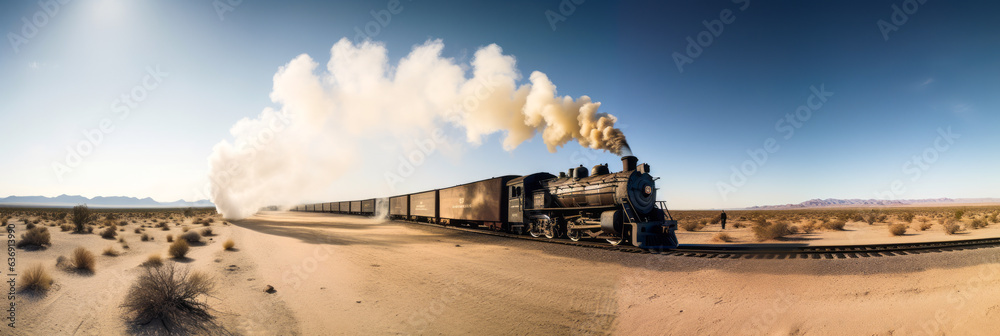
[409,190,438,222]
[338,201,348,213]
[389,195,409,219]
[438,176,518,230]
[350,201,361,214]
[361,199,375,215]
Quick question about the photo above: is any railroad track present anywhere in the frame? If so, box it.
[397,219,1000,259]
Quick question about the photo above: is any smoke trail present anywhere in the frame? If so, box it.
[208,39,629,219]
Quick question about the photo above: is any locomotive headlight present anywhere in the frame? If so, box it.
[644,185,652,196]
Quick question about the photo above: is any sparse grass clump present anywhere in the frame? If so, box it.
[19,264,53,292]
[60,224,74,232]
[103,246,120,256]
[889,223,907,236]
[169,240,190,259]
[166,234,174,242]
[680,221,704,232]
[918,222,933,231]
[712,233,734,243]
[201,228,213,236]
[751,220,794,241]
[143,254,163,267]
[141,233,151,241]
[121,263,215,330]
[69,247,96,272]
[223,239,235,251]
[16,227,51,248]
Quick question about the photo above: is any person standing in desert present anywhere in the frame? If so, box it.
[720,210,727,230]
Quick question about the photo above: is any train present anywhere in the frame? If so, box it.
[292,155,679,249]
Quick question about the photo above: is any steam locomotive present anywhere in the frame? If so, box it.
[294,156,679,249]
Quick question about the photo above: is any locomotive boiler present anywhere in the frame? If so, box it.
[507,156,679,249]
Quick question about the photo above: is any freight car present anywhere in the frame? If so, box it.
[296,155,678,249]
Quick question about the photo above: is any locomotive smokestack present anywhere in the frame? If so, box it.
[622,156,637,172]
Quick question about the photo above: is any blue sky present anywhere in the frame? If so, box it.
[1,0,997,209]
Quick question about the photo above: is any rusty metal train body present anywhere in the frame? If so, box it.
[293,156,679,249]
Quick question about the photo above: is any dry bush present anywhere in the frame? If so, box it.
[166,234,174,242]
[71,204,92,233]
[86,225,95,234]
[954,209,965,220]
[680,221,703,232]
[103,246,120,256]
[181,231,201,243]
[918,222,933,231]
[821,219,847,231]
[751,220,793,241]
[712,233,734,243]
[141,233,151,241]
[801,221,818,234]
[101,226,118,239]
[16,227,51,248]
[70,247,96,272]
[222,239,235,251]
[942,221,961,235]
[169,240,190,259]
[889,223,907,236]
[121,263,215,330]
[26,222,36,230]
[143,254,163,268]
[732,222,746,229]
[201,228,213,236]
[899,212,915,223]
[19,264,53,291]
[182,226,190,232]
[969,218,988,230]
[134,228,142,234]
[60,224,74,232]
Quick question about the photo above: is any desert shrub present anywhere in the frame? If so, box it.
[899,212,915,223]
[70,247,96,272]
[201,228,213,236]
[101,226,118,239]
[182,226,190,232]
[942,221,961,235]
[801,221,818,234]
[988,213,999,224]
[918,222,933,231]
[169,240,190,259]
[86,225,95,233]
[223,239,235,251]
[889,224,907,236]
[183,207,195,217]
[954,209,965,220]
[121,263,214,330]
[140,233,151,241]
[751,220,793,241]
[181,231,201,243]
[732,222,746,229]
[19,264,52,291]
[680,221,703,232]
[71,204,92,233]
[166,234,174,242]
[60,224,74,232]
[143,254,163,267]
[134,228,142,234]
[969,218,988,229]
[712,233,734,242]
[103,246,120,256]
[821,219,847,231]
[16,227,51,248]
[26,222,36,230]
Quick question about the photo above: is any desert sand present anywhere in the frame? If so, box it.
[11,211,1000,335]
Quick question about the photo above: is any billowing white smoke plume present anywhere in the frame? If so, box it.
[209,38,629,219]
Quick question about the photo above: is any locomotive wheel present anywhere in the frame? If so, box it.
[529,228,541,238]
[606,236,624,246]
[567,230,581,242]
[543,223,555,239]
[528,221,542,238]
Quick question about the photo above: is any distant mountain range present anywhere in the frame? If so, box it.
[0,195,214,208]
[746,198,1000,210]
